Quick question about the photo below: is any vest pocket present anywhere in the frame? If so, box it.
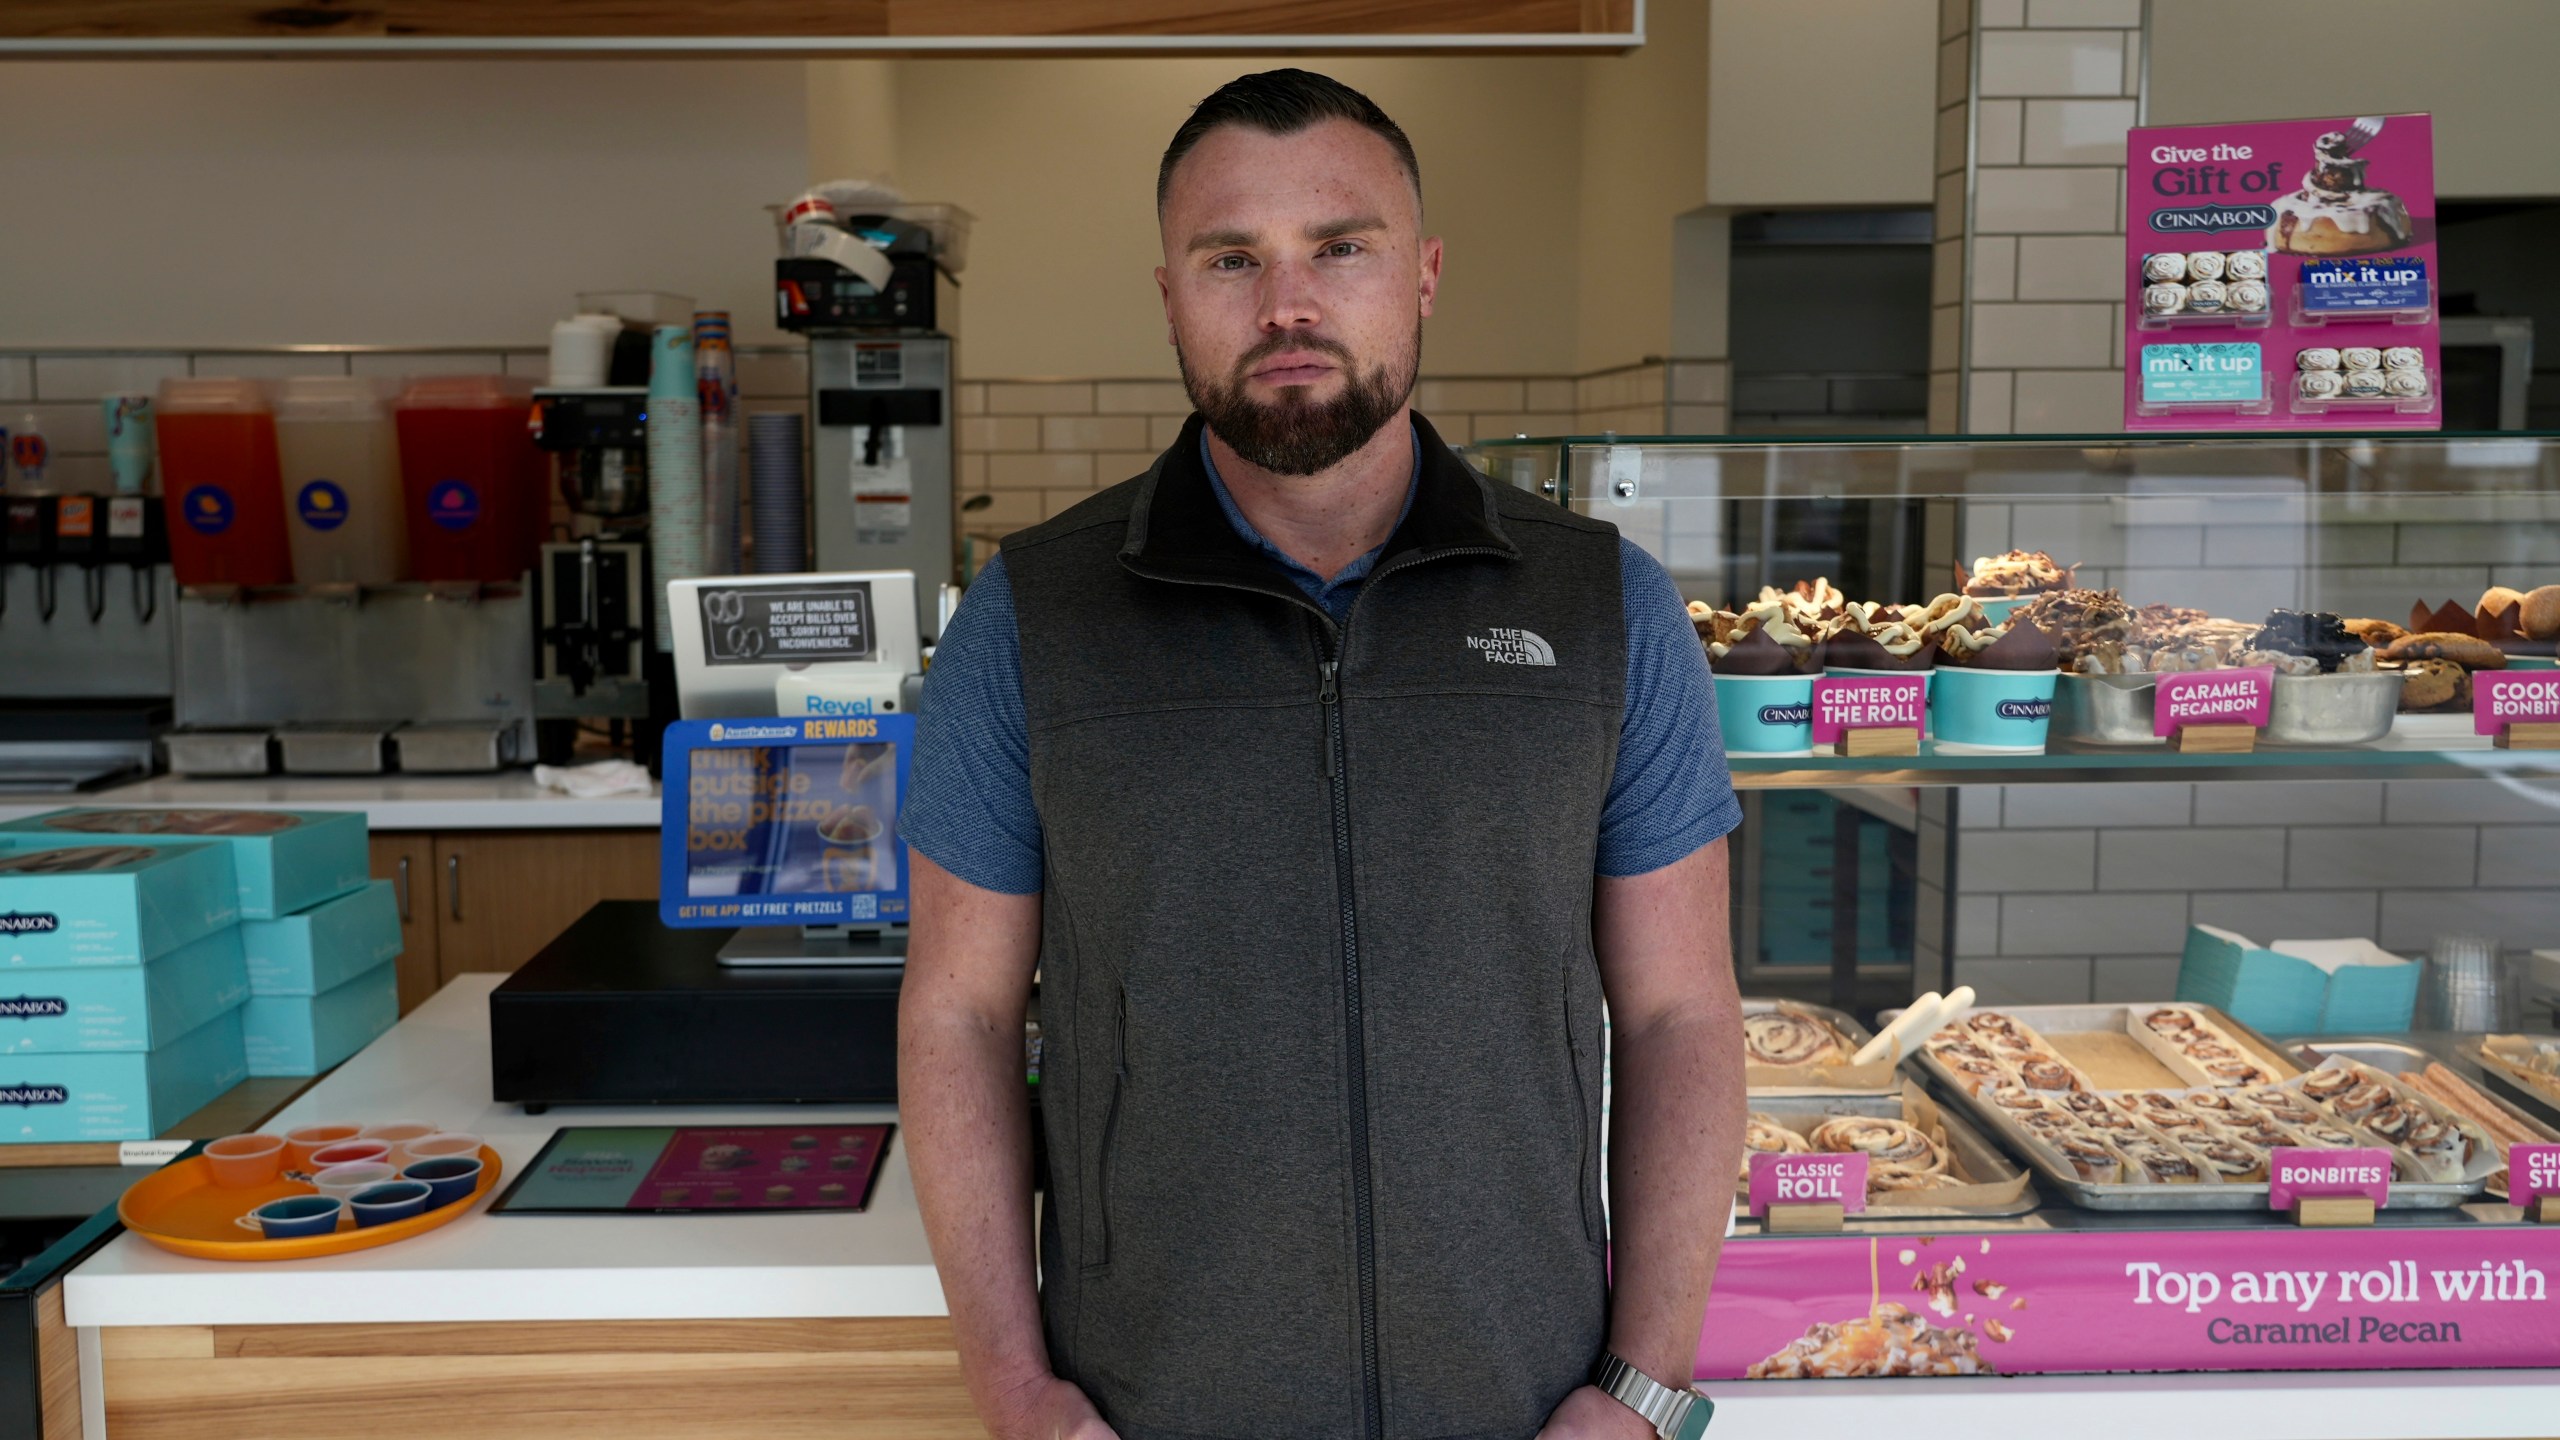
[1563,966,1603,1246]
[1082,985,1129,1274]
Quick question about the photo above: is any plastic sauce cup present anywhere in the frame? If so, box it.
[205,1133,286,1188]
[360,1120,442,1163]
[403,1133,483,1163]
[284,1124,362,1170]
[251,1194,345,1239]
[311,1161,400,1201]
[349,1181,432,1227]
[402,1155,485,1208]
[306,1140,393,1171]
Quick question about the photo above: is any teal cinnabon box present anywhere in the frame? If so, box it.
[0,842,238,968]
[0,1007,248,1142]
[242,962,397,1077]
[1931,667,2060,752]
[242,880,400,996]
[0,926,249,1054]
[1711,673,1817,756]
[0,808,369,920]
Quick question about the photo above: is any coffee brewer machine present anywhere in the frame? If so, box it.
[527,384,657,764]
[776,198,969,640]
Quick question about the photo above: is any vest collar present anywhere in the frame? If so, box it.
[1120,410,1519,597]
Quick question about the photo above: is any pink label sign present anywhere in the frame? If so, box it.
[2474,671,2560,735]
[1747,1151,1867,1217]
[2268,1146,2392,1212]
[2153,666,2274,737]
[1697,1226,2560,1380]
[2511,1144,2560,1211]
[1809,674,1927,744]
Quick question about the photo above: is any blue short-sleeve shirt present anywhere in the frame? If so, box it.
[903,424,1741,894]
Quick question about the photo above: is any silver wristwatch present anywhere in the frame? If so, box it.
[1593,1352,1712,1439]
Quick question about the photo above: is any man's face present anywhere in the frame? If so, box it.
[1157,117,1441,475]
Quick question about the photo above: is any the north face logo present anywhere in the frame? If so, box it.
[1465,628,1556,666]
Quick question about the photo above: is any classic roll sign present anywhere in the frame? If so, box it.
[1748,1151,1867,1218]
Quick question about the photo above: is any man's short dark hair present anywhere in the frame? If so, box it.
[1157,68,1421,213]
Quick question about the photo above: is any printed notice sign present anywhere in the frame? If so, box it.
[2139,343,2264,405]
[696,582,875,667]
[2269,1146,2392,1213]
[2154,666,2274,737]
[1748,1151,1866,1218]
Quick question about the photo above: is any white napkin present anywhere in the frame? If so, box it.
[532,760,655,799]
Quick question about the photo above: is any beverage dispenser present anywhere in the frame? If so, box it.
[392,375,546,584]
[275,377,407,586]
[156,379,292,588]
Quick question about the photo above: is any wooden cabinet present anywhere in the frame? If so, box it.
[368,830,658,1011]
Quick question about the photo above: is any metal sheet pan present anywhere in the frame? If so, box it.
[2465,1037,2560,1129]
[1897,1003,2482,1211]
[1739,1090,2041,1221]
[2290,1037,2560,1141]
[1740,997,1896,1097]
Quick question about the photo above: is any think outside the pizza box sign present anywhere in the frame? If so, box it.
[2125,114,2439,433]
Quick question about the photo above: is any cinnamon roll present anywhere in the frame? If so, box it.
[1871,1166,1963,1193]
[2201,1057,2273,1086]
[2299,1069,2359,1105]
[2120,1138,2203,1184]
[2297,1124,2365,1149]
[2053,1134,2124,1183]
[1964,1011,2025,1041]
[2016,1108,2077,1137]
[2184,1091,2246,1119]
[2191,1138,2269,1183]
[2401,1118,2467,1182]
[2014,1057,2083,1094]
[1985,1082,2047,1113]
[2232,1119,2294,1150]
[1929,1035,1996,1063]
[1938,1052,2009,1092]
[2185,1038,2238,1061]
[1809,1116,1946,1174]
[1744,1010,1847,1068]
[2242,1086,2322,1126]
[2360,1101,2418,1145]
[2144,1007,2200,1037]
[2331,1080,2395,1121]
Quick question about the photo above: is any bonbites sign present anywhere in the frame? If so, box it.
[2124,114,2438,432]
[1702,1228,2559,1380]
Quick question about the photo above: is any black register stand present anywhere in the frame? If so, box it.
[489,901,901,1110]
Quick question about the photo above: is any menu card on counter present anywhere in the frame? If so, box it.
[492,1124,894,1214]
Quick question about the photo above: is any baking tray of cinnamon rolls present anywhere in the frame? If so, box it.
[1905,1003,2500,1210]
[1738,1087,2039,1220]
[1740,999,1901,1096]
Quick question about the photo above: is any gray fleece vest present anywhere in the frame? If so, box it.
[1006,413,1626,1440]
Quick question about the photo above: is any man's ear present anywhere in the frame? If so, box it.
[1156,264,1176,344]
[1417,236,1444,320]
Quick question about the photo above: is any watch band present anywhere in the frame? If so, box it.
[1592,1352,1710,1439]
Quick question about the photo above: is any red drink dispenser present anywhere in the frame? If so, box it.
[156,379,294,587]
[392,375,544,583]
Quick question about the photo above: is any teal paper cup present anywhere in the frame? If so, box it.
[1974,597,2026,624]
[1930,667,2059,752]
[2508,655,2558,672]
[1711,672,1816,756]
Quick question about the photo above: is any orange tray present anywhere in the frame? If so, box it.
[118,1147,504,1262]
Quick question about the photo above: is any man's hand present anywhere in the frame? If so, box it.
[989,1372,1122,1440]
[1535,1383,1658,1439]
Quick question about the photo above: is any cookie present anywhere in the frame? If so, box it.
[2524,585,2560,641]
[2397,658,2466,712]
[2341,617,2406,648]
[2382,632,2509,669]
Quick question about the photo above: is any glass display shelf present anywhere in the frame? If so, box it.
[1730,735,2560,788]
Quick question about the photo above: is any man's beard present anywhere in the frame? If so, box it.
[1178,323,1421,477]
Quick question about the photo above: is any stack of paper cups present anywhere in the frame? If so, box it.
[747,412,806,574]
[694,312,740,576]
[647,324,702,651]
[102,394,156,495]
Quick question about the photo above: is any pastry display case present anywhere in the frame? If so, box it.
[1469,431,2560,1387]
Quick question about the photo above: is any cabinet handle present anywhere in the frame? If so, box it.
[448,853,463,922]
[396,857,411,923]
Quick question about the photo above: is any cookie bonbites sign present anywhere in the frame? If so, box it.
[2124,114,2438,433]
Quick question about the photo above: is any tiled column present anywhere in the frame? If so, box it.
[1932,0,2144,434]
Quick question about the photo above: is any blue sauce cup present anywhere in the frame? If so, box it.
[402,1155,485,1209]
[251,1194,345,1239]
[348,1181,433,1227]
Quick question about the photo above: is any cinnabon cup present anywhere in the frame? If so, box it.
[1711,673,1817,757]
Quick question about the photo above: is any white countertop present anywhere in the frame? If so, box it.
[64,974,941,1327]
[0,772,659,831]
[58,979,2560,1436]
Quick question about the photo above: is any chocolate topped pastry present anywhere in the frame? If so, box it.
[2012,588,2133,670]
[1961,550,2075,598]
[1705,600,1817,675]
[2271,127,2415,255]
[2250,609,2367,674]
[1938,617,2060,672]
[1709,624,1806,676]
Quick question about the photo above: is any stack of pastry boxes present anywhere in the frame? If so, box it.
[0,809,397,1142]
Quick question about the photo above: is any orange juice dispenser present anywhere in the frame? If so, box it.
[275,378,407,585]
[155,379,293,588]
[392,375,545,584]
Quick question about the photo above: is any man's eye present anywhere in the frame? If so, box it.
[1325,242,1362,258]
[1212,254,1252,271]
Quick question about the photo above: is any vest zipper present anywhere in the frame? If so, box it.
[1316,627,1379,1440]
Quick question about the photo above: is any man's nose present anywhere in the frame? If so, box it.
[1256,258,1323,332]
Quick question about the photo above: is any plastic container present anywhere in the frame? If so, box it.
[204,1133,286,1188]
[283,1123,360,1170]
[391,375,544,583]
[275,377,407,585]
[311,1160,399,1201]
[156,378,293,587]
[249,1195,344,1238]
[349,1180,432,1227]
[1710,672,1817,757]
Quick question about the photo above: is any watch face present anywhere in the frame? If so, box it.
[1675,1393,1714,1440]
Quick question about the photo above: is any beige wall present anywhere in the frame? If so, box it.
[1572,0,1714,373]
[0,61,809,347]
[855,56,1588,380]
[1705,0,1939,209]
[2148,0,2560,198]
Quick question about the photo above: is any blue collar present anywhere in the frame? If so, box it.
[1198,422,1422,610]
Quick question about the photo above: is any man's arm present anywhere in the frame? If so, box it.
[900,854,1117,1440]
[1542,837,1746,1438]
